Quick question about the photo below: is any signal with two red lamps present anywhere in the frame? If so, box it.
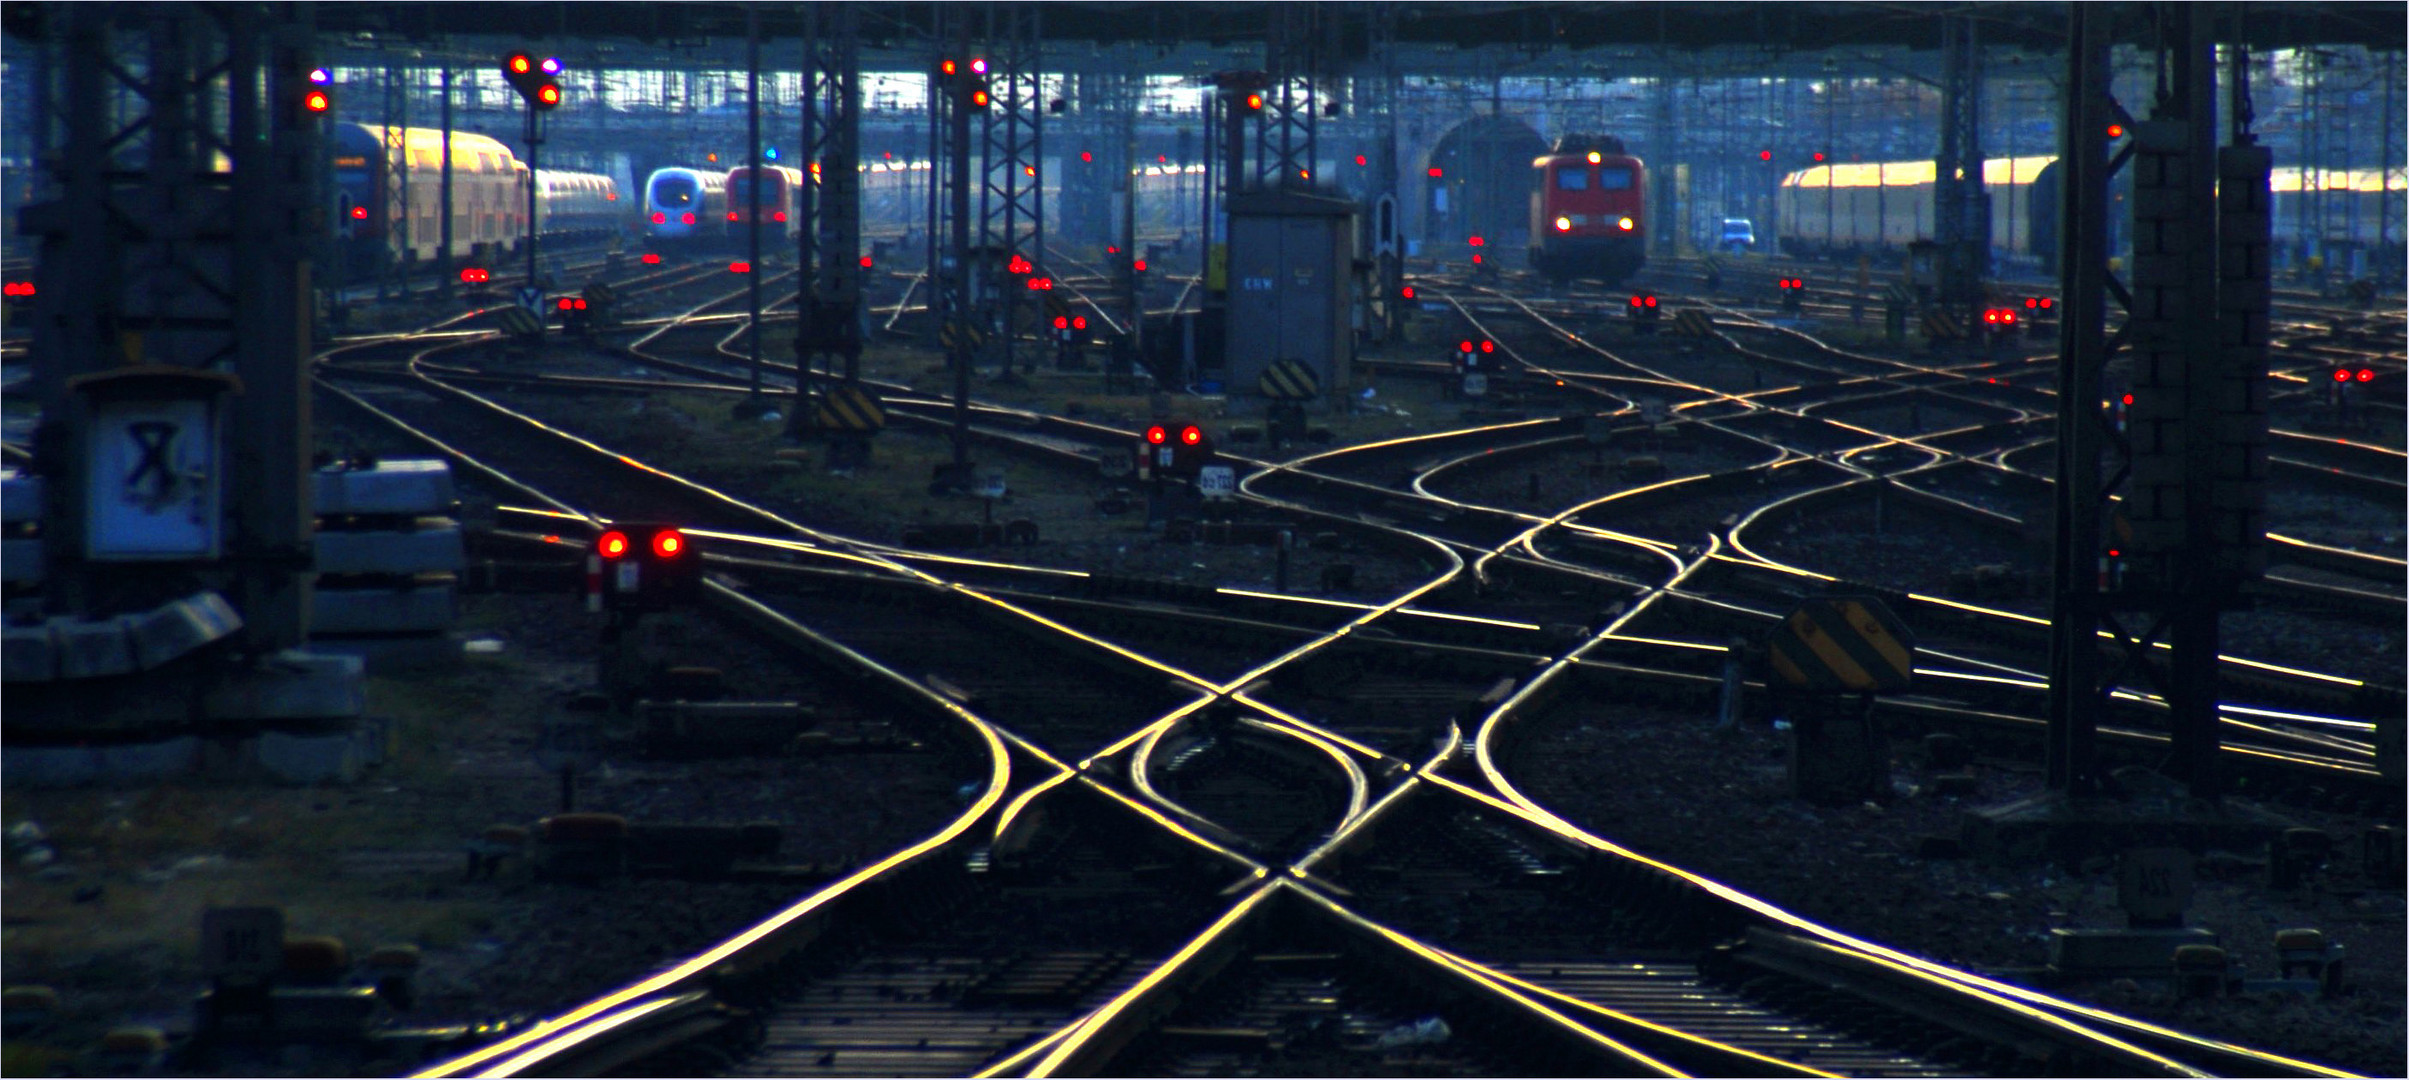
[1776,277,1805,312]
[1628,293,1661,332]
[588,524,702,613]
[1138,421,1214,481]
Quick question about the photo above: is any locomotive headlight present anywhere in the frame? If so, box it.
[1617,216,1635,231]
[1554,216,1572,232]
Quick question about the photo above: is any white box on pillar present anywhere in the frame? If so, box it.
[68,366,242,561]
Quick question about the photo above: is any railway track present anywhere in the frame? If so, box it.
[264,256,2394,1075]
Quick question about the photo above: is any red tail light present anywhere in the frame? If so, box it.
[653,212,666,224]
[681,212,696,225]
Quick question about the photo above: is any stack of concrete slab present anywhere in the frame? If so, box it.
[311,459,463,665]
[1,468,42,591]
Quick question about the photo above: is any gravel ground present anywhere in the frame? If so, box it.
[1508,701,2406,1077]
[0,588,977,1074]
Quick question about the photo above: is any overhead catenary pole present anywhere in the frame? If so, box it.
[742,4,764,413]
[439,63,453,299]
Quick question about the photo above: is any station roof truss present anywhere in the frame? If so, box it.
[275,3,2404,61]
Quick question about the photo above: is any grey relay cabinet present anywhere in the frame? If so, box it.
[1222,190,1357,408]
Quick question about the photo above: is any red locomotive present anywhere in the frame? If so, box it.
[1529,134,1647,285]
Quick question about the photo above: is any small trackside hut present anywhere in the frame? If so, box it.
[1221,189,1356,412]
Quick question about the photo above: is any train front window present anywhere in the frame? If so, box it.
[654,178,698,207]
[1597,168,1636,191]
[1555,168,1589,191]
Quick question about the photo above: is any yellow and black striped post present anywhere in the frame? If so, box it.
[1766,595,1916,694]
[1257,359,1321,401]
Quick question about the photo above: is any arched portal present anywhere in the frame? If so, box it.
[1424,115,1548,254]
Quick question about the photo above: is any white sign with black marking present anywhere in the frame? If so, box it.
[1196,464,1236,498]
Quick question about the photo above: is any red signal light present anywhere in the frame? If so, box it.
[1132,259,1146,272]
[859,255,873,269]
[1468,236,1484,247]
[2121,393,2134,405]
[1813,151,1825,162]
[1053,316,1068,330]
[2041,297,2054,309]
[1244,92,1264,111]
[536,84,561,107]
[970,88,990,108]
[652,212,666,224]
[1631,296,1642,307]
[1471,253,1483,264]
[773,211,787,222]
[1400,286,1414,300]
[641,253,661,264]
[558,298,574,311]
[1028,277,1053,290]
[1984,309,1999,324]
[460,267,488,283]
[1644,295,1657,308]
[1459,340,1474,353]
[304,90,331,113]
[730,261,751,273]
[1080,151,1093,162]
[1180,425,1202,446]
[2002,310,2016,325]
[508,54,532,75]
[350,205,368,220]
[941,59,957,76]
[2335,369,2353,382]
[598,530,629,558]
[728,211,739,221]
[1427,166,1443,178]
[1145,425,1167,445]
[650,529,684,558]
[1355,155,1367,166]
[681,212,696,225]
[1480,340,1495,354]
[2106,123,2125,138]
[1760,150,1773,161]
[2,282,31,297]
[1072,316,1086,330]
[2358,368,2376,382]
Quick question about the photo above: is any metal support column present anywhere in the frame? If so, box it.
[935,10,978,489]
[1258,2,1321,188]
[379,58,409,299]
[438,63,453,300]
[977,6,1041,377]
[788,2,865,442]
[25,3,318,647]
[1934,15,1989,320]
[2045,5,2119,795]
[1363,2,1402,340]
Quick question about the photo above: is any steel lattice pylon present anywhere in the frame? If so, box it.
[23,2,321,649]
[1933,14,1989,316]
[792,1,864,413]
[381,59,411,300]
[978,6,1042,375]
[1256,2,1321,189]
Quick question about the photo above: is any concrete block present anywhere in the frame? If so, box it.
[204,650,364,722]
[2,470,42,523]
[54,615,137,679]
[314,460,455,517]
[129,592,243,669]
[315,525,464,576]
[313,581,455,634]
[3,537,42,584]
[3,620,58,682]
[1,737,201,787]
[257,725,366,785]
[2049,928,2218,977]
